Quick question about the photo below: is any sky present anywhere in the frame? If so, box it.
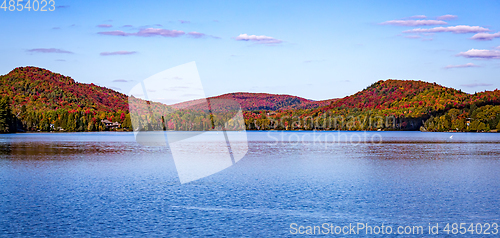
[1,0,499,101]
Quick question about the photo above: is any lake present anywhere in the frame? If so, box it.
[1,131,500,237]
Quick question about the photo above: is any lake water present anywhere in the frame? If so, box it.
[1,131,500,237]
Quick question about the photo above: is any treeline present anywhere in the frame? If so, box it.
[0,96,16,133]
[423,104,500,132]
[0,96,132,132]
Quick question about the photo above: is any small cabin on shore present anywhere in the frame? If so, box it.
[101,119,121,129]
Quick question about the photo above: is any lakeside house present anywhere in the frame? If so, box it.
[101,119,121,129]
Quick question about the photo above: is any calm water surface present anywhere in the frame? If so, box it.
[1,131,500,237]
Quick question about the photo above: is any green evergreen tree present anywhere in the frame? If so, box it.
[0,96,13,133]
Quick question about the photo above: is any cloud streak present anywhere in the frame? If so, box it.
[112,79,130,82]
[380,19,447,26]
[461,83,493,88]
[98,28,185,37]
[98,30,129,36]
[97,24,112,28]
[135,28,184,37]
[100,51,137,56]
[457,49,500,59]
[235,34,283,44]
[403,25,489,34]
[27,48,73,54]
[470,32,500,41]
[444,63,479,69]
[409,15,427,19]
[436,15,458,20]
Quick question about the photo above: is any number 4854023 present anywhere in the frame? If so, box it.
[1,0,55,11]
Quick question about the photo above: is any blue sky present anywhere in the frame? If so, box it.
[1,0,499,101]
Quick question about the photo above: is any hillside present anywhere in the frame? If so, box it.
[244,80,500,131]
[0,66,129,113]
[171,92,336,111]
[0,67,131,132]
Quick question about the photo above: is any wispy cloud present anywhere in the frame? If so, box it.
[186,31,220,39]
[123,25,133,27]
[100,51,137,56]
[470,32,500,41]
[112,79,130,82]
[380,19,447,26]
[403,25,489,34]
[461,83,493,88]
[409,15,427,19]
[436,15,458,20]
[404,35,422,39]
[187,32,205,38]
[97,24,112,28]
[98,30,129,36]
[135,28,184,37]
[235,34,283,44]
[98,28,185,37]
[444,63,479,69]
[179,20,190,24]
[57,5,69,9]
[27,48,73,54]
[457,49,500,59]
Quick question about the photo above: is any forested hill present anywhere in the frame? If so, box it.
[316,79,500,117]
[0,66,129,113]
[244,79,500,132]
[0,67,131,132]
[171,92,336,111]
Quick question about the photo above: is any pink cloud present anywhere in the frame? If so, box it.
[235,34,283,44]
[186,32,220,39]
[100,51,137,56]
[457,49,500,59]
[436,15,458,20]
[444,63,480,69]
[187,32,206,38]
[27,48,73,54]
[135,28,185,37]
[97,24,112,28]
[409,15,427,19]
[404,35,421,39]
[403,25,489,34]
[98,28,185,37]
[98,30,129,36]
[470,32,500,41]
[380,19,447,26]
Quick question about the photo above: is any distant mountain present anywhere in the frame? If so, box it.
[171,92,336,111]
